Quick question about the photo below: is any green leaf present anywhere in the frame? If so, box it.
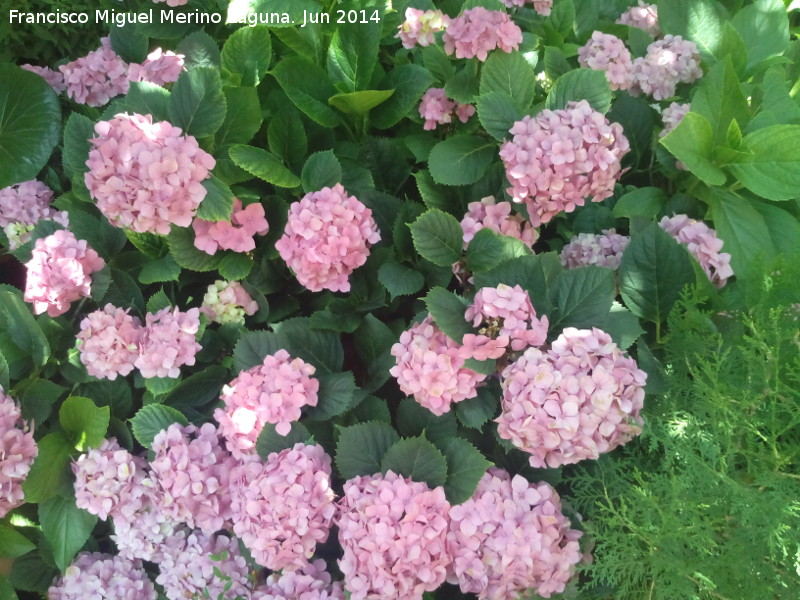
[39,496,97,572]
[272,318,344,373]
[727,125,800,201]
[0,64,61,189]
[221,25,272,86]
[306,371,357,421]
[732,0,789,70]
[256,422,313,459]
[167,226,222,272]
[381,436,447,488]
[215,87,262,147]
[0,575,18,600]
[219,252,254,281]
[9,553,57,594]
[476,91,524,141]
[371,64,435,130]
[445,62,480,104]
[691,58,750,148]
[0,290,50,367]
[424,287,471,342]
[604,302,645,350]
[197,176,235,222]
[0,525,35,559]
[377,261,425,298]
[472,253,562,316]
[619,222,695,324]
[656,0,727,64]
[548,0,576,36]
[146,288,172,313]
[438,437,492,504]
[301,150,342,193]
[125,81,171,122]
[335,421,400,479]
[544,46,571,81]
[162,366,229,418]
[396,398,458,442]
[660,112,726,186]
[229,144,300,188]
[109,23,148,63]
[613,187,668,219]
[479,51,536,108]
[61,113,95,180]
[17,379,65,426]
[466,227,532,273]
[59,396,110,452]
[22,432,73,504]
[607,95,655,167]
[268,108,306,165]
[0,352,8,391]
[428,135,497,186]
[353,314,396,392]
[327,21,381,92]
[415,170,456,213]
[226,0,323,29]
[548,266,616,332]
[749,200,800,257]
[130,404,189,450]
[175,30,221,68]
[271,57,341,127]
[233,330,281,372]
[546,69,612,114]
[455,386,498,429]
[422,45,455,84]
[409,209,464,267]
[139,254,181,284]
[168,67,227,138]
[328,90,395,115]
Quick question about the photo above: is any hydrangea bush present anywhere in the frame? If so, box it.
[0,1,799,599]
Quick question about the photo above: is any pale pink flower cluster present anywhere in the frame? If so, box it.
[500,0,553,16]
[152,0,188,6]
[0,180,68,250]
[215,349,319,458]
[49,553,156,600]
[560,229,630,270]
[462,284,549,360]
[193,198,269,255]
[21,64,66,93]
[617,1,660,37]
[460,196,538,249]
[276,184,380,293]
[150,423,237,534]
[230,444,336,571]
[23,230,105,317]
[127,48,185,85]
[500,100,630,227]
[578,32,634,91]
[447,469,582,599]
[85,112,215,235]
[134,307,201,379]
[630,35,702,100]
[112,499,180,563]
[497,327,647,468]
[77,305,143,380]
[200,279,259,325]
[418,88,475,130]
[660,102,690,137]
[253,559,345,600]
[443,8,523,61]
[390,315,486,415]
[658,215,734,288]
[0,389,37,518]
[396,8,450,49]
[156,531,250,600]
[337,471,451,600]
[59,38,129,107]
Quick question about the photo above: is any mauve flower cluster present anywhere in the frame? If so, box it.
[577,32,634,91]
[418,88,475,130]
[85,112,215,235]
[215,349,319,458]
[230,444,336,571]
[447,469,582,599]
[135,307,202,378]
[659,215,734,287]
[497,327,647,468]
[443,7,523,61]
[337,471,452,600]
[560,229,630,270]
[462,284,549,360]
[0,180,68,250]
[396,8,450,49]
[112,497,179,564]
[59,37,129,107]
[500,0,553,15]
[23,230,105,317]
[48,553,156,600]
[390,315,486,415]
[630,35,702,100]
[77,305,142,380]
[276,184,380,293]
[500,100,630,227]
[193,197,269,255]
[460,196,537,249]
[617,1,660,37]
[660,101,690,137]
[253,559,345,600]
[200,279,259,325]
[127,48,184,85]
[21,64,66,92]
[0,389,37,518]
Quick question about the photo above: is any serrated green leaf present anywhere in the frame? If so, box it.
[691,58,749,148]
[546,69,611,114]
[22,432,73,504]
[0,525,35,559]
[479,51,536,108]
[272,318,344,373]
[428,135,497,186]
[377,261,425,298]
[353,314,396,392]
[657,0,727,65]
[175,30,221,68]
[229,144,300,188]
[125,81,171,122]
[168,66,227,138]
[476,91,524,141]
[129,404,189,450]
[167,227,222,272]
[301,150,342,193]
[409,209,464,267]
[456,386,499,429]
[424,287,471,342]
[221,25,272,86]
[268,108,307,165]
[732,0,788,70]
[215,87,262,147]
[445,61,480,104]
[61,113,95,180]
[271,57,341,127]
[0,291,49,367]
[466,227,532,273]
[371,64,435,130]
[233,330,281,372]
[604,302,645,350]
[39,496,97,572]
[728,125,800,201]
[439,437,492,504]
[328,90,395,115]
[59,396,110,452]
[335,421,400,479]
[219,252,254,281]
[613,187,668,219]
[381,436,447,488]
[548,266,615,332]
[197,176,235,222]
[660,112,726,186]
[396,398,458,442]
[109,23,148,63]
[146,289,172,313]
[306,371,357,421]
[139,254,181,284]
[472,253,562,316]
[256,422,313,459]
[327,22,381,92]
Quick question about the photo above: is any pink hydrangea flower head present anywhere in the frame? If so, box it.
[111,499,181,563]
[447,468,582,599]
[418,88,474,130]
[150,422,237,533]
[252,559,345,600]
[127,48,185,85]
[215,349,319,458]
[49,552,156,600]
[156,531,250,600]
[497,327,647,468]
[0,388,38,518]
[560,229,630,269]
[660,102,690,137]
[59,37,129,107]
[390,315,486,415]
[192,197,269,255]
[337,471,452,600]
[230,443,336,571]
[460,196,538,249]
[499,100,630,226]
[500,0,553,15]
[658,215,734,287]
[617,1,660,37]
[276,184,380,292]
[443,8,523,61]
[396,8,450,49]
[200,279,259,325]
[85,112,215,235]
[21,64,66,93]
[0,180,69,250]
[578,32,633,91]
[23,230,105,317]
[77,305,144,380]
[630,35,702,100]
[135,307,201,379]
